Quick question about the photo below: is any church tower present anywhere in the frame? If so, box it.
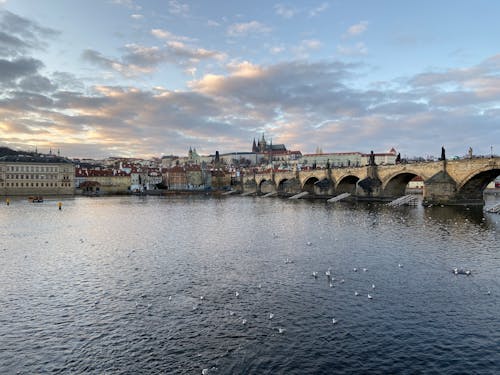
[258,133,267,152]
[252,138,258,152]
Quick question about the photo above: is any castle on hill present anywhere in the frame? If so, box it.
[252,134,287,153]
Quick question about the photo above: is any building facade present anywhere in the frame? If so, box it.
[0,154,75,196]
[75,168,131,194]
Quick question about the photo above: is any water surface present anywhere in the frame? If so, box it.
[1,195,499,374]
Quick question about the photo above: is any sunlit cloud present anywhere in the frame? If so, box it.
[227,21,272,37]
[151,28,194,42]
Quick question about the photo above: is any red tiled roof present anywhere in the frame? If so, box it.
[75,168,130,177]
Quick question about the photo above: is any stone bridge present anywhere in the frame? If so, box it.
[240,157,500,206]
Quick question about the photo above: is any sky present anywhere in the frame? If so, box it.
[0,0,499,159]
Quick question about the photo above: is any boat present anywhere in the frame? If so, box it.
[28,196,44,203]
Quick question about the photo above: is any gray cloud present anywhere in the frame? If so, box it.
[0,10,59,57]
[0,57,43,84]
[19,74,57,93]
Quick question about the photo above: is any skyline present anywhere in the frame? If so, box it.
[0,1,499,159]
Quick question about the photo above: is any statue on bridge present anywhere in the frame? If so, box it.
[440,146,446,161]
[368,150,376,166]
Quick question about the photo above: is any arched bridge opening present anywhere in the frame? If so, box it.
[303,177,319,194]
[336,175,359,194]
[458,168,500,201]
[277,178,301,195]
[259,179,276,194]
[384,172,423,198]
[277,178,288,194]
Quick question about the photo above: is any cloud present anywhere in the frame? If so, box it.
[82,49,148,77]
[130,14,143,20]
[110,0,142,11]
[337,42,368,56]
[51,72,85,91]
[309,2,329,17]
[207,20,220,27]
[165,41,226,62]
[0,57,43,84]
[270,45,285,54]
[82,41,225,77]
[293,39,322,58]
[344,21,368,38]
[1,9,499,158]
[3,55,500,158]
[227,21,272,37]
[151,28,194,42]
[18,74,57,93]
[168,0,189,16]
[275,4,298,19]
[0,10,59,57]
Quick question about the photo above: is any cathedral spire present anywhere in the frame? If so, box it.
[252,138,258,152]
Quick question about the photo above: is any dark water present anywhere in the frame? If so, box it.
[1,195,499,374]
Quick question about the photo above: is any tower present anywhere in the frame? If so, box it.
[258,133,267,152]
[252,138,258,152]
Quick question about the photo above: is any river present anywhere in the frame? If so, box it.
[1,195,499,374]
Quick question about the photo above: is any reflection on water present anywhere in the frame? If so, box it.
[0,195,499,374]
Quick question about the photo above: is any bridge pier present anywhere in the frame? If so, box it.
[355,165,385,200]
[422,170,484,206]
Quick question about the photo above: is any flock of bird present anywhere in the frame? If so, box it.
[195,239,408,375]
[84,233,490,375]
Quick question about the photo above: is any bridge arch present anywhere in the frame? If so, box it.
[382,171,423,197]
[302,176,319,194]
[457,167,500,200]
[258,179,276,194]
[336,175,359,194]
[277,178,288,192]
